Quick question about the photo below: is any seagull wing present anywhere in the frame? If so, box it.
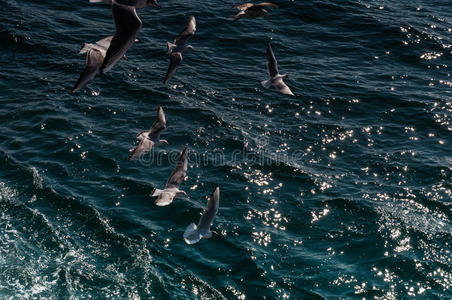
[128,138,153,160]
[101,2,142,73]
[266,42,278,77]
[273,78,294,95]
[174,16,196,46]
[89,0,113,4]
[165,147,188,189]
[72,49,104,93]
[148,106,166,140]
[233,3,253,10]
[255,2,278,8]
[197,187,220,231]
[163,52,182,84]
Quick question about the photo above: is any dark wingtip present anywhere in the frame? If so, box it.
[180,146,189,158]
[71,83,80,93]
[128,150,134,160]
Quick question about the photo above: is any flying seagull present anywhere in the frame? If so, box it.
[151,147,189,206]
[183,186,220,245]
[261,42,294,96]
[233,2,278,21]
[129,105,168,160]
[100,0,160,74]
[89,0,161,8]
[72,36,113,93]
[164,16,196,84]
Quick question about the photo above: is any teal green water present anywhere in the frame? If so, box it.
[0,0,451,298]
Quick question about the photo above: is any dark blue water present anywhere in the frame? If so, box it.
[1,0,451,298]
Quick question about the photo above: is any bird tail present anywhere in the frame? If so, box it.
[166,42,176,55]
[183,223,202,245]
[261,79,272,89]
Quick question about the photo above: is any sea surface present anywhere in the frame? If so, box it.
[0,0,451,298]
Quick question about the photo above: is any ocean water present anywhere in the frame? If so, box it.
[0,0,451,298]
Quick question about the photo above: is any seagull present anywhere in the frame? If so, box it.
[261,42,294,96]
[183,186,220,245]
[88,0,161,9]
[184,186,220,245]
[151,147,189,206]
[232,2,278,21]
[129,105,168,160]
[100,0,159,74]
[72,36,113,93]
[164,16,196,84]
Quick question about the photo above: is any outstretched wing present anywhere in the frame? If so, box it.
[197,187,220,231]
[174,16,196,46]
[273,78,294,96]
[165,147,188,189]
[149,106,166,140]
[128,138,153,160]
[163,52,182,84]
[255,2,278,8]
[266,42,278,77]
[89,0,113,4]
[233,3,253,10]
[101,2,142,73]
[72,49,104,93]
